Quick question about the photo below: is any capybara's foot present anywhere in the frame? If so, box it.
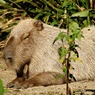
[7,81,22,89]
[6,81,15,88]
[6,77,25,88]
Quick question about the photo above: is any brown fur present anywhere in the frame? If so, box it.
[2,19,95,88]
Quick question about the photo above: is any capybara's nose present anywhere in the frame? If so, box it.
[2,52,13,63]
[7,57,12,62]
[3,54,13,67]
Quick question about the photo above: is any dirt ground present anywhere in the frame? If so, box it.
[0,52,95,95]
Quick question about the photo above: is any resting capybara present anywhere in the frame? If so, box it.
[2,18,95,88]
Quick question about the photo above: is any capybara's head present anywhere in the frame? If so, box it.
[2,19,44,70]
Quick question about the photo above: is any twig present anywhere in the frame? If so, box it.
[1,17,21,29]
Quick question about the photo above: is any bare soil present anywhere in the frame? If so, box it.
[0,52,95,95]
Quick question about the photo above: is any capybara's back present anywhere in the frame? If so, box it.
[3,18,95,88]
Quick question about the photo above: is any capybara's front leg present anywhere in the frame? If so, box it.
[21,72,64,89]
[7,64,29,89]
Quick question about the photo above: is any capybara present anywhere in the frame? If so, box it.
[2,18,95,88]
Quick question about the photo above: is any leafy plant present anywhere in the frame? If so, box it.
[0,0,94,41]
[0,79,7,95]
[53,0,94,94]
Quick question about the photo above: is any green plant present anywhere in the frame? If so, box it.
[0,79,7,95]
[0,0,94,41]
[53,0,94,95]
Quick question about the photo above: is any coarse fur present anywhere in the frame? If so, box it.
[2,18,95,88]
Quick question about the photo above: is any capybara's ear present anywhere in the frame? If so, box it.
[33,20,44,31]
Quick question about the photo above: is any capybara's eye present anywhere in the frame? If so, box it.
[21,32,30,40]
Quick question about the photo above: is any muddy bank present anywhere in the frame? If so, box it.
[0,58,95,95]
